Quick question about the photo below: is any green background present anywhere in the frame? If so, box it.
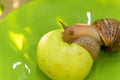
[0,0,120,80]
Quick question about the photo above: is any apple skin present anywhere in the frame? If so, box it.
[37,29,93,80]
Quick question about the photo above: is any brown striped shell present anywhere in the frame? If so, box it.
[92,18,120,52]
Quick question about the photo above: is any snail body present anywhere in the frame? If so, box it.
[62,24,101,44]
[60,18,120,60]
[61,23,102,60]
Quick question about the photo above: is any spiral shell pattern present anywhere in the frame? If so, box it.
[92,18,120,51]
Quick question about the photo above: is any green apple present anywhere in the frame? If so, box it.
[37,29,93,80]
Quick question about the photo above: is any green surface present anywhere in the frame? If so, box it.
[0,0,120,80]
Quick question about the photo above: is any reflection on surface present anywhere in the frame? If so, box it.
[9,31,25,50]
[25,64,31,74]
[24,52,30,61]
[13,61,22,69]
[24,27,32,34]
[87,11,91,25]
[12,61,31,74]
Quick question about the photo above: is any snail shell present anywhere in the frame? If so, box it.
[92,18,120,52]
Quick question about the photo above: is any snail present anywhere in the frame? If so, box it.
[59,18,120,60]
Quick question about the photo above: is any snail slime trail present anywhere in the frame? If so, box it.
[60,18,120,60]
